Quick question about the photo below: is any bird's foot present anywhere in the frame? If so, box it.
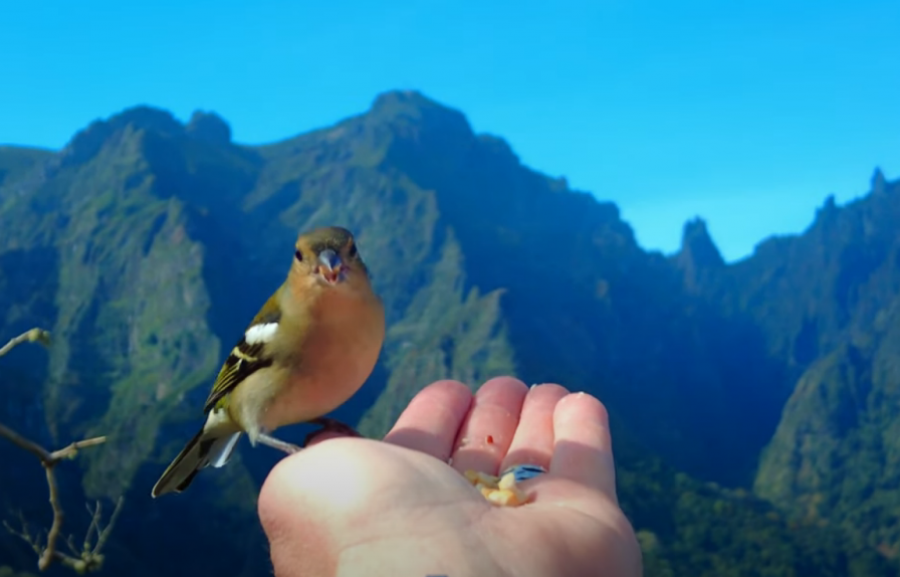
[257,433,302,455]
[303,417,362,447]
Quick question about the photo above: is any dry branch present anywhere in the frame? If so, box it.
[0,328,50,358]
[1,327,123,573]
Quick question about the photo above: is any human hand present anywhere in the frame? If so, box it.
[258,377,642,577]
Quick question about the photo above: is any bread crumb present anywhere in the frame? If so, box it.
[464,469,529,507]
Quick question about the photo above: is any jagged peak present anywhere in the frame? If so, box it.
[681,216,713,249]
[371,89,432,107]
[186,110,232,144]
[813,193,839,225]
[60,105,183,166]
[871,166,888,195]
[367,90,474,138]
[678,217,725,268]
[370,89,447,114]
[108,105,183,135]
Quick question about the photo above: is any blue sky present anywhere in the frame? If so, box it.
[2,0,898,262]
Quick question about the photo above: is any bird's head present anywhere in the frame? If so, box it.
[292,226,370,289]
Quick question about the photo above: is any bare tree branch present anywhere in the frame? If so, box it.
[0,422,53,462]
[49,437,108,463]
[40,464,64,569]
[0,328,51,358]
[5,498,125,573]
[83,502,103,554]
[1,327,124,573]
[91,497,123,560]
[65,533,80,558]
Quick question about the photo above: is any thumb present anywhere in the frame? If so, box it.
[257,446,345,577]
[257,438,395,577]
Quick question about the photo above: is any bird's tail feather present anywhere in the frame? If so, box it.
[151,428,241,498]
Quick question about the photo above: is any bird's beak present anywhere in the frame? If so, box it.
[317,249,344,284]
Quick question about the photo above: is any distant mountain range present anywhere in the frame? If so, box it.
[0,91,897,577]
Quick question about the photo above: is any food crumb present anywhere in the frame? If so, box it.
[498,472,517,490]
[463,469,529,507]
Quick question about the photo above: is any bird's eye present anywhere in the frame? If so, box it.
[294,250,303,262]
[348,243,358,258]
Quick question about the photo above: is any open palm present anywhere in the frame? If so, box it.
[258,377,642,577]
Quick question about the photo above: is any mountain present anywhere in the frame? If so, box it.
[664,171,900,562]
[744,175,900,560]
[0,91,897,576]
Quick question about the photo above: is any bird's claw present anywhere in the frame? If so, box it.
[303,417,362,447]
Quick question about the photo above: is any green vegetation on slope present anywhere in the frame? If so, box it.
[675,173,900,563]
[0,145,53,190]
[755,296,900,560]
[623,457,895,577]
[358,229,516,437]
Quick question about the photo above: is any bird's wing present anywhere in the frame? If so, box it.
[203,289,283,414]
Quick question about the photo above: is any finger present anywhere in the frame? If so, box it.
[383,380,473,461]
[500,383,569,473]
[258,447,346,577]
[450,376,528,476]
[549,392,617,501]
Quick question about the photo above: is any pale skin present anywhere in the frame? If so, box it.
[257,377,643,577]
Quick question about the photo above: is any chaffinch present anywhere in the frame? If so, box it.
[152,226,385,497]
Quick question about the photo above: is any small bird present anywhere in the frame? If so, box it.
[151,226,385,497]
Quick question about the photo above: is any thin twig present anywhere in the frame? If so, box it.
[65,533,80,557]
[49,437,107,463]
[92,496,124,558]
[83,502,101,553]
[0,422,105,467]
[0,421,53,462]
[0,327,51,357]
